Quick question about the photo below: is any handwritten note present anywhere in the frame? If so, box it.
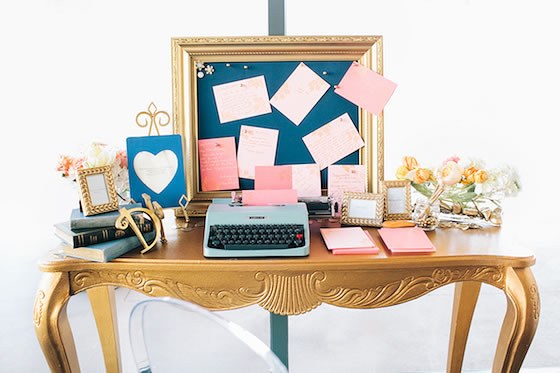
[302,113,365,170]
[270,62,330,126]
[334,62,397,115]
[328,165,366,216]
[237,125,279,179]
[198,137,239,191]
[213,76,272,124]
[291,164,321,197]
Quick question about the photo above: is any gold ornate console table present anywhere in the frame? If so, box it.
[34,219,539,372]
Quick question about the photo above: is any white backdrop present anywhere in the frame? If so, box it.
[1,0,559,371]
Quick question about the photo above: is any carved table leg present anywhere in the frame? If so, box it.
[34,272,80,373]
[87,286,121,373]
[492,267,539,373]
[447,281,481,373]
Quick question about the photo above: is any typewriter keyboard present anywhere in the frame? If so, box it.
[206,224,306,250]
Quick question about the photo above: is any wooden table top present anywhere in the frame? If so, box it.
[39,217,535,272]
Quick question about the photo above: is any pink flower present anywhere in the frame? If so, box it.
[115,150,128,169]
[443,155,460,164]
[72,157,85,171]
[56,155,74,177]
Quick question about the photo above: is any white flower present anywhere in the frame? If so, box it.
[84,143,115,168]
[475,165,521,199]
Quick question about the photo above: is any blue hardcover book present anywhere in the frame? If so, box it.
[55,220,154,248]
[60,230,156,262]
[70,203,141,230]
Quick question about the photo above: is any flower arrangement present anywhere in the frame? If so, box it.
[396,156,521,225]
[56,142,130,201]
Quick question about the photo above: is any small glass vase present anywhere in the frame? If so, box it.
[412,198,440,231]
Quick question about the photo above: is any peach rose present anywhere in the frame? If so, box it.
[462,166,477,185]
[403,156,419,171]
[413,168,433,184]
[474,169,488,183]
[440,161,464,186]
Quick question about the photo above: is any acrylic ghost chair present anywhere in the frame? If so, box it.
[128,297,288,373]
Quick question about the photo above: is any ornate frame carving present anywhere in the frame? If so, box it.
[76,165,119,216]
[171,36,385,216]
[382,179,412,221]
[341,191,384,227]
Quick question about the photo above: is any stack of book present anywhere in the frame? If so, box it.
[54,203,156,262]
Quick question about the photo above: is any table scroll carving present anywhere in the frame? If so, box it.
[33,290,46,327]
[70,265,504,316]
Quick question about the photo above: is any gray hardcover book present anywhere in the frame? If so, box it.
[69,203,141,230]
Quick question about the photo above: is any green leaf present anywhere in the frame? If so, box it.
[448,192,478,203]
[411,183,433,198]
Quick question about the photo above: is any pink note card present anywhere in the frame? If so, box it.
[255,164,322,198]
[198,137,239,191]
[378,227,436,254]
[242,189,298,206]
[302,113,365,170]
[213,76,272,124]
[237,125,279,179]
[320,227,379,254]
[270,62,330,126]
[332,247,379,255]
[334,62,397,115]
[327,165,366,216]
[254,166,292,190]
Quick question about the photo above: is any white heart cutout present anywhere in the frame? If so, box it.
[133,150,178,194]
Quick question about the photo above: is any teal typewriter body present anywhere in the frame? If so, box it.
[203,203,310,258]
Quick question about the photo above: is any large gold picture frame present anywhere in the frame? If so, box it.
[172,36,385,216]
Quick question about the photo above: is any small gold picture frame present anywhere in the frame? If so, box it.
[341,192,384,227]
[76,165,119,216]
[382,180,412,220]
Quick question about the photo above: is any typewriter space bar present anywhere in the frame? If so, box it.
[224,244,290,250]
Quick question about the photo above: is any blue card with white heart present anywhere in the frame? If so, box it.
[126,134,186,208]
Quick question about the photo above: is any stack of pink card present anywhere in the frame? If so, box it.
[378,227,436,254]
[319,227,379,255]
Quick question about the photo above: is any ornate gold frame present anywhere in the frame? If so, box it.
[171,36,385,216]
[382,180,412,220]
[76,165,119,216]
[341,191,384,227]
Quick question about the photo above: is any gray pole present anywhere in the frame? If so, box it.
[267,1,288,369]
[268,0,285,36]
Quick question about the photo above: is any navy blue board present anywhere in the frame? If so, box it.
[197,61,359,190]
[127,134,187,208]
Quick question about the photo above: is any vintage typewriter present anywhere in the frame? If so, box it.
[203,202,310,258]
